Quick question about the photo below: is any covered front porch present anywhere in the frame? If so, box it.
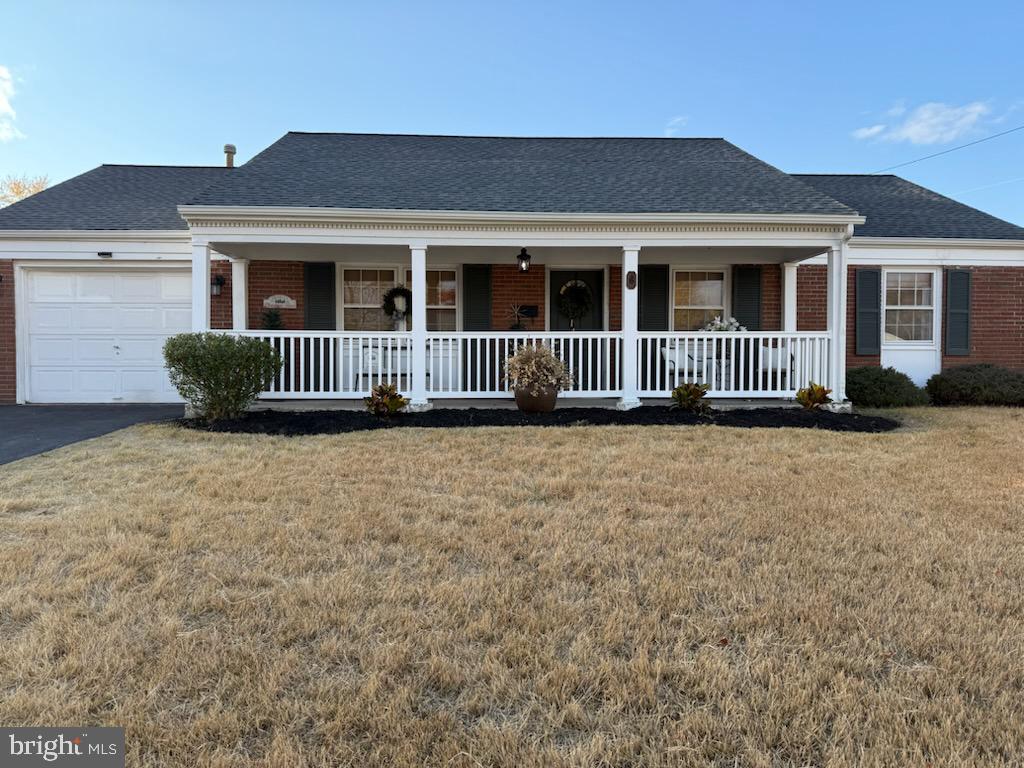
[186,215,851,409]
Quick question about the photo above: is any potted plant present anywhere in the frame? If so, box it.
[505,344,573,413]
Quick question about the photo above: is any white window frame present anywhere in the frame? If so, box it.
[881,268,941,349]
[335,263,461,332]
[404,266,460,332]
[669,267,731,332]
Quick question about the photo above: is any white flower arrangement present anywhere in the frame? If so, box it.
[702,315,747,332]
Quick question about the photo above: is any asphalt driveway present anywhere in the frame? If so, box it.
[0,404,184,465]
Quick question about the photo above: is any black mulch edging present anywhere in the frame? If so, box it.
[182,406,899,436]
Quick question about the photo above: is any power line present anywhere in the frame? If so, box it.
[871,123,1024,174]
[954,175,1024,195]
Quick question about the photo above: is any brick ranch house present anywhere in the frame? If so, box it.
[0,133,1022,408]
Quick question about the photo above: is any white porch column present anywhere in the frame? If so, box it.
[230,259,248,330]
[826,244,849,403]
[617,246,642,410]
[781,262,798,332]
[408,244,431,410]
[191,241,211,331]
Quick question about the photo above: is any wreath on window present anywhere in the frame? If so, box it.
[557,280,594,323]
[381,285,413,318]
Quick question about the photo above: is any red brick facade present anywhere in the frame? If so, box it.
[608,265,622,331]
[247,261,305,330]
[941,267,1024,370]
[795,264,881,367]
[760,264,781,331]
[210,260,233,330]
[491,264,546,331]
[0,260,14,403]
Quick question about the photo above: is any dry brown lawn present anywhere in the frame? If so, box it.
[1,408,1023,766]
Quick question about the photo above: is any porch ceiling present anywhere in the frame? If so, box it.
[211,242,828,265]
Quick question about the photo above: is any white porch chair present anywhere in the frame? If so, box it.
[660,346,721,386]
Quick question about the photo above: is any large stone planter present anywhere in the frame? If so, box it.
[514,387,558,413]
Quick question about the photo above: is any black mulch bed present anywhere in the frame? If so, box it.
[183,406,899,436]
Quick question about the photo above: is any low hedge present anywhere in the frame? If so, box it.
[926,364,1024,406]
[846,366,929,408]
[164,333,282,420]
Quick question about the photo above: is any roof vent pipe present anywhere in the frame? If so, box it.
[223,144,236,168]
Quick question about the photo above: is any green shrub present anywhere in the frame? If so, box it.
[364,383,409,416]
[926,364,1024,406]
[796,382,832,410]
[846,366,929,408]
[670,382,711,414]
[164,333,282,421]
[260,309,285,330]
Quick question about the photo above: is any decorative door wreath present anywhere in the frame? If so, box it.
[557,280,594,329]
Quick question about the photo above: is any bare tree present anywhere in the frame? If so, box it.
[0,174,48,206]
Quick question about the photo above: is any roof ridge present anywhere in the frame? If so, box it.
[284,131,728,141]
[99,163,229,169]
[793,173,899,178]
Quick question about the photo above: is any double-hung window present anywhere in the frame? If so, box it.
[673,270,726,330]
[341,267,458,331]
[884,271,934,343]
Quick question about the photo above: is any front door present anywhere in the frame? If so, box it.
[549,270,604,331]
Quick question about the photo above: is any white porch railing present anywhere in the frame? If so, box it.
[637,332,831,398]
[224,330,830,400]
[425,332,623,397]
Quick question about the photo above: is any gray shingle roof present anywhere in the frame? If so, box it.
[794,174,1024,240]
[187,132,858,216]
[0,165,230,230]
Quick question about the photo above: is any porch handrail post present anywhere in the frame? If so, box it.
[409,244,431,410]
[191,241,211,332]
[230,258,248,330]
[617,245,642,410]
[826,244,849,403]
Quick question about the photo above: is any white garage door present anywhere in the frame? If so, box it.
[26,269,191,403]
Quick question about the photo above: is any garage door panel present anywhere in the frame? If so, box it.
[77,305,118,331]
[78,273,119,301]
[120,306,165,332]
[26,269,189,403]
[31,337,76,364]
[117,337,164,363]
[31,273,76,300]
[29,305,74,332]
[161,274,191,301]
[164,308,191,329]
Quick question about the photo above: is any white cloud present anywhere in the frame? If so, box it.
[664,115,689,137]
[852,101,991,145]
[852,124,886,140]
[0,65,24,142]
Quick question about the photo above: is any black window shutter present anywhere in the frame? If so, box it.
[462,265,492,331]
[731,266,762,331]
[638,265,670,331]
[855,269,881,356]
[303,263,336,330]
[945,269,972,356]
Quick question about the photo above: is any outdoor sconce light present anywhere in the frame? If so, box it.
[211,274,226,296]
[517,248,532,273]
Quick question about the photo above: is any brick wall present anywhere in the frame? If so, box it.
[248,261,305,330]
[942,266,1024,370]
[0,260,14,403]
[796,265,881,367]
[796,264,827,332]
[210,261,233,330]
[608,265,622,331]
[491,264,546,331]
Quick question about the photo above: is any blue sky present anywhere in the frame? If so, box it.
[3,0,1023,224]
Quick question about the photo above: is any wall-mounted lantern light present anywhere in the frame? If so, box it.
[211,274,226,296]
[517,248,532,273]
